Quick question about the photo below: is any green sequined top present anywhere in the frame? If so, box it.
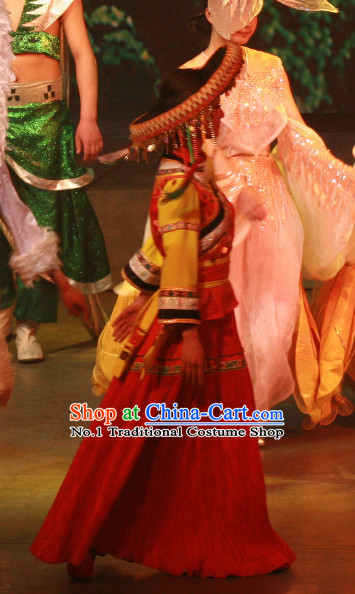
[11,0,60,61]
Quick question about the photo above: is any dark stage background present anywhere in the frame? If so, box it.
[69,0,355,143]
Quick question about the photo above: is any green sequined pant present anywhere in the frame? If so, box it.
[3,98,111,323]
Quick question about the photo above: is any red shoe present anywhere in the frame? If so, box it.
[67,552,96,580]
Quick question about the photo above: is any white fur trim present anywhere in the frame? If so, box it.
[10,229,61,286]
[0,0,16,161]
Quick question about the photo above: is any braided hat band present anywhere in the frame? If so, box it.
[129,43,243,146]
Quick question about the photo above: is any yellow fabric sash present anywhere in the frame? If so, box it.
[293,265,354,428]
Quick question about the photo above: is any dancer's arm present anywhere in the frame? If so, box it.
[62,0,103,161]
[157,177,205,386]
[112,234,163,340]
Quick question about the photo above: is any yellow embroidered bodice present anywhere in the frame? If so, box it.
[123,158,237,324]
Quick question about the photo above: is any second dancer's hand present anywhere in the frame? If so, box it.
[112,293,151,342]
[180,325,205,388]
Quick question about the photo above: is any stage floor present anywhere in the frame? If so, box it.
[0,120,354,593]
[1,328,354,593]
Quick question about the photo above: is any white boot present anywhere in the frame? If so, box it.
[0,307,12,338]
[16,322,44,363]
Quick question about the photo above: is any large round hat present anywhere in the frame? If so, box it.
[129,42,243,155]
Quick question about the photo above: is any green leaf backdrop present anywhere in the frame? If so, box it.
[81,0,354,114]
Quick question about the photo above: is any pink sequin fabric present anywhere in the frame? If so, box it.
[214,49,302,410]
[219,48,287,156]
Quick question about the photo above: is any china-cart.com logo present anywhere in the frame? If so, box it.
[68,402,285,440]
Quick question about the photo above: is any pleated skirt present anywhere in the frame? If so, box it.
[31,312,295,577]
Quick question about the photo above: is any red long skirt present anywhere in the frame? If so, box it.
[31,313,295,577]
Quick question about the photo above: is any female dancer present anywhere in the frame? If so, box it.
[31,44,295,578]
[0,0,88,403]
[94,0,354,428]
[0,0,111,362]
[184,0,354,427]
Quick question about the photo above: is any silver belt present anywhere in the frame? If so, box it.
[7,78,63,106]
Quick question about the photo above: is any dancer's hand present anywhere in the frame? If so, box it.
[238,187,267,221]
[49,269,90,321]
[112,294,150,342]
[60,287,90,321]
[75,120,103,162]
[181,326,205,387]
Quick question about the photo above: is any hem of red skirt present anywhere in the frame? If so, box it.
[30,545,296,578]
[107,550,297,578]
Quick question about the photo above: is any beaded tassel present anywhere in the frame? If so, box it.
[178,127,190,168]
[208,105,217,149]
[173,128,179,150]
[201,110,208,143]
[190,118,200,162]
[163,131,170,153]
[184,123,195,164]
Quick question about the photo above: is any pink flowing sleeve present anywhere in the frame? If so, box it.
[276,119,355,280]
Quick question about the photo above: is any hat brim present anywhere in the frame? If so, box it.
[130,43,243,144]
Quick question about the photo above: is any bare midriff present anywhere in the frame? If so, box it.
[12,22,61,83]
